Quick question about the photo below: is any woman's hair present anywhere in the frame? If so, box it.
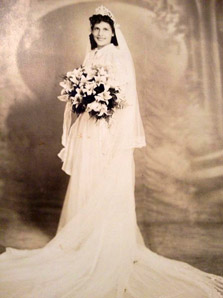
[89,14,118,49]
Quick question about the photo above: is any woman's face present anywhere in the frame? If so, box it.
[92,21,114,49]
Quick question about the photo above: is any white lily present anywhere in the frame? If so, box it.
[94,74,108,85]
[86,70,96,81]
[71,67,83,78]
[72,93,82,107]
[57,94,69,102]
[80,75,92,87]
[95,91,111,104]
[70,96,78,106]
[67,68,84,84]
[87,101,101,112]
[82,82,97,95]
[59,80,73,92]
[69,76,79,85]
[61,89,66,95]
[98,104,109,117]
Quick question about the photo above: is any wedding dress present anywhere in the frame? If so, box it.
[0,27,223,298]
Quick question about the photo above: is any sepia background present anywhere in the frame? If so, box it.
[0,0,222,275]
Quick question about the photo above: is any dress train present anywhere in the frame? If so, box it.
[0,112,222,298]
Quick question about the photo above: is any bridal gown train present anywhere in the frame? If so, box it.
[0,43,223,298]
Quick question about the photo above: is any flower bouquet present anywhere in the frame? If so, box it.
[58,65,125,121]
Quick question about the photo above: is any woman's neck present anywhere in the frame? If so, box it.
[96,43,113,51]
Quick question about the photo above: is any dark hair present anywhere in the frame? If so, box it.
[89,14,118,49]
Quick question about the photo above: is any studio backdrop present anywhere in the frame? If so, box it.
[0,0,222,275]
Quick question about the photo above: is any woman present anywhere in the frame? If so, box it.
[0,6,222,298]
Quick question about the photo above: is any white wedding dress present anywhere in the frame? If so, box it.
[0,43,223,298]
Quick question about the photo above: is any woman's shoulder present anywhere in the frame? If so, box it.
[105,44,121,55]
[84,44,123,69]
[94,44,119,56]
[107,43,119,52]
[102,44,123,63]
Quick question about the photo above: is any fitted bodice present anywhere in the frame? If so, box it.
[84,44,119,68]
[83,43,127,88]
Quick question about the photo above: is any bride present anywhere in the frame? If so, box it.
[0,6,222,298]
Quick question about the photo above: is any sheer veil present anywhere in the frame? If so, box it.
[109,22,146,152]
[60,8,146,156]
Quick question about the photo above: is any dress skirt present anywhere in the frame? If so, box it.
[0,112,223,298]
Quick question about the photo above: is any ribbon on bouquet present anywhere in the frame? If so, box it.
[61,101,72,147]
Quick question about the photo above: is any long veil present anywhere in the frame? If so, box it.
[109,23,146,152]
[60,21,146,156]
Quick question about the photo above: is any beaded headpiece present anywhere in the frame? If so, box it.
[94,5,116,23]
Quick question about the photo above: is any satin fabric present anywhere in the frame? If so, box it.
[0,44,222,298]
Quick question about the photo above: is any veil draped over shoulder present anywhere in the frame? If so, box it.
[60,22,146,158]
[106,23,146,152]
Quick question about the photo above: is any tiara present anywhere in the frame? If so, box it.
[94,6,115,23]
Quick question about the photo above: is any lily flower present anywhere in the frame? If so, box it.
[57,94,69,102]
[95,91,111,104]
[59,80,73,92]
[87,101,102,112]
[82,82,97,95]
[98,104,109,116]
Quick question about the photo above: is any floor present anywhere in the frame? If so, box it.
[0,193,222,276]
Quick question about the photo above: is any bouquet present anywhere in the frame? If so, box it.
[58,65,125,121]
